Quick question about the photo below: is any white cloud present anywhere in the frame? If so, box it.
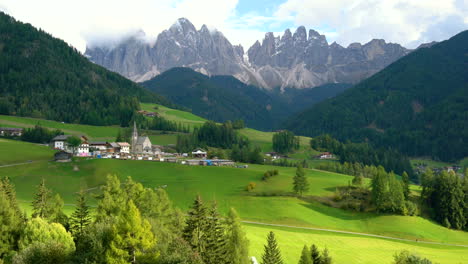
[1,0,466,53]
[273,0,468,47]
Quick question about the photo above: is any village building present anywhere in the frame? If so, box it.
[54,151,72,162]
[192,148,207,159]
[108,142,121,153]
[118,142,130,153]
[318,152,334,159]
[131,122,152,154]
[137,110,158,117]
[51,135,71,151]
[77,139,89,156]
[0,127,24,137]
[89,141,108,152]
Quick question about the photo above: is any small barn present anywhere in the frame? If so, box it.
[54,151,72,162]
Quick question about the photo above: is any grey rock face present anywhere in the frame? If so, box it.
[85,18,410,89]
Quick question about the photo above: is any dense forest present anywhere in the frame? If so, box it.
[310,135,414,180]
[142,68,351,131]
[0,12,175,127]
[285,30,468,162]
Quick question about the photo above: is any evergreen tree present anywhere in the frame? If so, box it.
[183,195,208,255]
[107,200,158,264]
[31,178,52,219]
[203,201,227,264]
[0,187,23,261]
[298,245,312,264]
[320,248,332,264]
[48,193,68,227]
[310,244,321,264]
[402,171,410,200]
[261,231,283,264]
[225,208,250,264]
[293,165,309,197]
[70,190,91,240]
[95,174,127,222]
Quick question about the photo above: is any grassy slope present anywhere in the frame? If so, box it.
[1,140,467,263]
[246,224,467,264]
[0,139,55,165]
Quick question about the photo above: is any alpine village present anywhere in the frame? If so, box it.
[0,2,467,264]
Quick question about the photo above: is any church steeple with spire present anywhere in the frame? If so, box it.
[131,121,138,153]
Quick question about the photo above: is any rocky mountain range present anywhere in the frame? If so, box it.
[85,18,410,89]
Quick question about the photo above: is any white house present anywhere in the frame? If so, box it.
[51,135,71,151]
[118,142,130,153]
[77,141,89,155]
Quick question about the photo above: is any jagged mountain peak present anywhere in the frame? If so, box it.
[85,22,411,89]
[169,17,196,35]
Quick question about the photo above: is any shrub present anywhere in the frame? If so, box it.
[246,182,256,192]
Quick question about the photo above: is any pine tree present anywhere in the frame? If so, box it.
[320,248,332,264]
[31,178,52,218]
[183,195,208,255]
[261,231,283,264]
[402,171,410,200]
[203,201,227,264]
[225,208,250,264]
[293,165,309,197]
[0,177,22,217]
[95,174,126,222]
[48,193,69,227]
[70,190,91,239]
[298,245,312,264]
[0,184,24,260]
[107,200,157,264]
[310,244,321,264]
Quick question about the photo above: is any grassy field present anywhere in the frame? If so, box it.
[140,103,206,130]
[246,224,467,264]
[2,139,467,263]
[0,139,55,165]
[0,114,119,139]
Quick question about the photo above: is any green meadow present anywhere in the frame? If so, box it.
[1,139,467,263]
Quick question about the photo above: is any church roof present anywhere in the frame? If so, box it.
[136,136,150,145]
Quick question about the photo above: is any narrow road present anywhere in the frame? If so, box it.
[241,220,468,248]
[0,161,36,168]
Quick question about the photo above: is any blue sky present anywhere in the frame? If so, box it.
[0,0,466,52]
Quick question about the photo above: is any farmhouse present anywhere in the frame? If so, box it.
[77,139,89,156]
[318,152,334,159]
[89,141,108,152]
[108,142,121,153]
[0,127,23,137]
[137,110,158,117]
[118,142,130,153]
[192,148,207,159]
[51,135,71,150]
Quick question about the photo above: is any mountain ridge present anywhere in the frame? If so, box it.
[85,17,411,89]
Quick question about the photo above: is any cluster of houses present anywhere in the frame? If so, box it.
[50,122,235,167]
[0,127,24,137]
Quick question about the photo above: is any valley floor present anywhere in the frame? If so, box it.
[1,140,466,263]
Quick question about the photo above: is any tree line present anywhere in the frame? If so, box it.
[19,125,63,144]
[310,135,415,181]
[420,169,467,230]
[272,130,299,154]
[175,121,264,164]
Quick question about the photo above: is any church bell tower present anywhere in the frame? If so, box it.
[131,121,138,153]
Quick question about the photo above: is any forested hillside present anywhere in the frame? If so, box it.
[0,12,173,126]
[142,67,277,130]
[142,67,351,130]
[285,30,468,162]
